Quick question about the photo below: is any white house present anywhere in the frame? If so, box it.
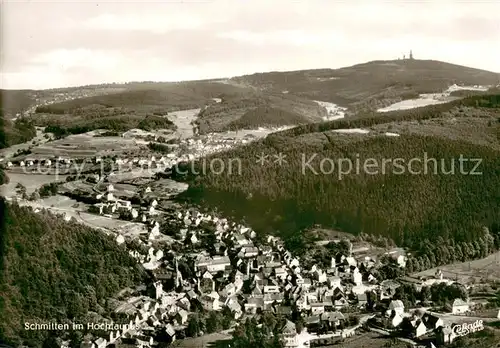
[447,298,469,314]
[94,338,106,348]
[390,313,403,328]
[352,268,362,285]
[281,320,298,348]
[388,300,405,316]
[207,256,231,273]
[116,235,125,245]
[327,276,342,289]
[310,303,325,315]
[131,208,139,219]
[413,321,427,338]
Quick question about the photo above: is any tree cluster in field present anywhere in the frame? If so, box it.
[0,200,146,347]
[38,183,59,198]
[182,309,234,339]
[392,282,467,309]
[231,316,286,348]
[283,237,351,270]
[173,96,500,266]
[147,142,175,154]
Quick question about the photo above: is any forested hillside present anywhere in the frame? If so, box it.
[0,200,146,346]
[34,82,252,115]
[196,93,326,134]
[0,90,36,119]
[0,94,37,148]
[222,107,310,131]
[174,95,500,269]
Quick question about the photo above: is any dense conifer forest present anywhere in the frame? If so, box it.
[0,200,146,347]
[173,95,500,268]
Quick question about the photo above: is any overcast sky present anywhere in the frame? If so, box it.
[1,0,499,90]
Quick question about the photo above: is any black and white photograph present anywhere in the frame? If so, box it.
[1,1,500,348]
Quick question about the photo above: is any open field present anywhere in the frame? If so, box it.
[319,330,409,348]
[107,168,159,183]
[143,179,189,198]
[377,93,459,112]
[77,213,148,236]
[171,330,233,348]
[6,132,142,161]
[413,251,500,284]
[166,108,201,139]
[1,173,68,196]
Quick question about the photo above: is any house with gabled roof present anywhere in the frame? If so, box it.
[422,313,444,331]
[412,320,427,338]
[379,280,401,300]
[165,323,176,343]
[207,256,231,273]
[436,326,455,345]
[447,298,469,314]
[321,311,345,327]
[227,299,243,319]
[251,284,263,297]
[357,293,368,308]
[388,311,404,328]
[280,320,298,348]
[201,294,220,311]
[94,338,107,348]
[296,295,308,311]
[387,300,405,316]
[245,297,264,313]
[310,302,326,315]
[176,309,189,325]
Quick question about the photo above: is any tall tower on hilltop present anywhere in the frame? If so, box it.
[409,50,414,60]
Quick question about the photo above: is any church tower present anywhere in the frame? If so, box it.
[175,256,183,288]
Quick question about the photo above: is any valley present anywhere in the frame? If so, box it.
[1,59,500,348]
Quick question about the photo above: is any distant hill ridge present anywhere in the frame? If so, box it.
[2,58,499,143]
[230,59,500,112]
